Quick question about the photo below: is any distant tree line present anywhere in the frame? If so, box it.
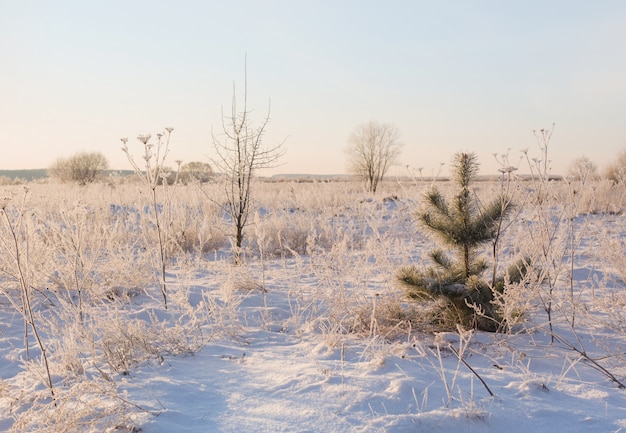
[32,136,626,188]
[0,169,48,183]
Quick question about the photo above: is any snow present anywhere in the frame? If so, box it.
[129,324,626,432]
[1,181,626,432]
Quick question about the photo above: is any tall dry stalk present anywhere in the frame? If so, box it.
[121,128,179,308]
[0,189,55,403]
[521,125,563,339]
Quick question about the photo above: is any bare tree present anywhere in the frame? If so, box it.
[345,121,402,193]
[212,68,285,263]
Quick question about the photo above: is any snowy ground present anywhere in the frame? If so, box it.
[1,181,626,432]
[130,311,626,433]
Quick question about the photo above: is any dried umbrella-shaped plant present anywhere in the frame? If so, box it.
[121,128,179,308]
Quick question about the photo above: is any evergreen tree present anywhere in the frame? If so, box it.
[398,152,527,331]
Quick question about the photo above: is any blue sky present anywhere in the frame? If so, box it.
[1,1,625,176]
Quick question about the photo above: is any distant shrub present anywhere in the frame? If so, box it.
[605,150,626,183]
[567,155,598,181]
[0,176,15,186]
[48,151,109,185]
[179,161,213,184]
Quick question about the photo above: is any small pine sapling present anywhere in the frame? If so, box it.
[398,152,528,331]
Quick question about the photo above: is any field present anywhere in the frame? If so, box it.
[1,177,626,432]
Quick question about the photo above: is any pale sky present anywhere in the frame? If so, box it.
[1,1,625,176]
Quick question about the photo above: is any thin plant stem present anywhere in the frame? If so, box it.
[0,192,56,404]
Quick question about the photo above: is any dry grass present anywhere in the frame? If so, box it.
[1,176,625,430]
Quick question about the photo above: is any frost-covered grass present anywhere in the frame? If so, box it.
[1,178,626,432]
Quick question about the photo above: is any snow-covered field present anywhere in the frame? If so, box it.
[1,178,626,432]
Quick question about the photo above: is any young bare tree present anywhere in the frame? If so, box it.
[212,69,285,263]
[345,121,402,193]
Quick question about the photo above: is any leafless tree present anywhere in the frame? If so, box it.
[212,68,285,263]
[345,121,402,193]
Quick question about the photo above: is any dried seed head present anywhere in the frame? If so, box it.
[498,166,518,174]
[137,134,152,145]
